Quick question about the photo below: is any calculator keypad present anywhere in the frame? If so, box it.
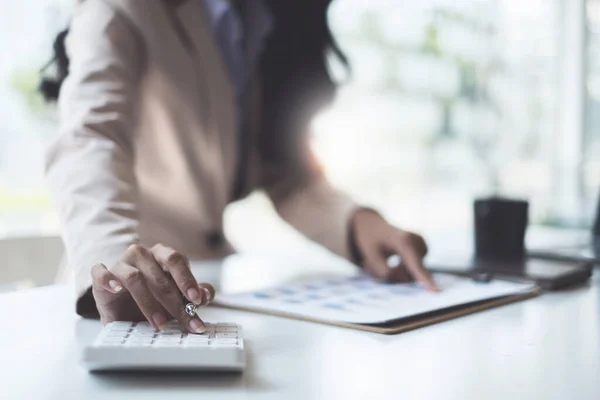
[95,322,241,348]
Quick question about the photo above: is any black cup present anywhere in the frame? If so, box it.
[474,197,529,262]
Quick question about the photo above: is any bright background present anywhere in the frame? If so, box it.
[0,0,598,282]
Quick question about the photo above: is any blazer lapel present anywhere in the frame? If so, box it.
[168,0,232,92]
[161,0,238,205]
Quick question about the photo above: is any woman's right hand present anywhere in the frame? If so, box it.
[90,243,215,334]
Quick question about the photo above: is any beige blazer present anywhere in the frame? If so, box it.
[46,0,358,301]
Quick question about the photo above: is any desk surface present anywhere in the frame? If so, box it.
[1,255,599,400]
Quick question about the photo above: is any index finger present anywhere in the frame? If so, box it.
[151,244,209,306]
[393,240,440,292]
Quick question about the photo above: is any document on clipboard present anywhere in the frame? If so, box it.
[214,273,540,334]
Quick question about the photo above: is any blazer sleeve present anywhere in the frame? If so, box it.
[45,0,144,305]
[262,144,360,261]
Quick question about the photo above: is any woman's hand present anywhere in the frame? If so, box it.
[351,209,440,291]
[90,243,215,333]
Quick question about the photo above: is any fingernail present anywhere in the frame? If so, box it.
[187,287,202,304]
[189,319,206,334]
[153,313,168,330]
[203,287,212,303]
[108,280,123,292]
[429,283,441,292]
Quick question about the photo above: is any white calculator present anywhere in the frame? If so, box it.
[82,321,245,372]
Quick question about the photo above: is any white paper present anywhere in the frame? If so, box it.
[215,273,536,324]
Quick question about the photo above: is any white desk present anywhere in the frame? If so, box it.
[1,255,599,400]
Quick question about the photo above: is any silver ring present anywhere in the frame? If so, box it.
[184,302,198,317]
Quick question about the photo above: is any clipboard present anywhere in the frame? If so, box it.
[213,274,541,335]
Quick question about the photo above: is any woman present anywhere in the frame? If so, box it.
[44,0,438,334]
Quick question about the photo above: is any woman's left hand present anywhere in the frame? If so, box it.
[351,209,440,291]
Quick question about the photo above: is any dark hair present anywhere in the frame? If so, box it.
[41,0,346,167]
[39,29,70,102]
[260,0,347,165]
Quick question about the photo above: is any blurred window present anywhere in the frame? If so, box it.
[313,0,568,233]
[0,0,594,244]
[0,0,73,237]
[587,0,600,220]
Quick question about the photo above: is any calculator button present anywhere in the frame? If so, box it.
[133,329,157,335]
[129,332,154,338]
[154,340,181,346]
[186,334,209,340]
[186,336,209,343]
[160,328,183,334]
[215,333,237,339]
[212,338,238,344]
[105,331,129,338]
[109,322,133,328]
[215,327,237,333]
[133,322,156,332]
[107,325,133,332]
[186,335,209,341]
[134,322,152,328]
[186,340,209,345]
[154,342,180,347]
[127,338,153,343]
[130,331,156,335]
[154,340,181,344]
[127,335,153,341]
[161,325,181,331]
[158,332,182,337]
[186,341,210,347]
[154,336,181,342]
[189,332,211,338]
[134,326,157,333]
[212,342,238,347]
[126,341,152,347]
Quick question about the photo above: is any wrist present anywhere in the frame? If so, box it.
[348,208,384,264]
[352,208,384,227]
